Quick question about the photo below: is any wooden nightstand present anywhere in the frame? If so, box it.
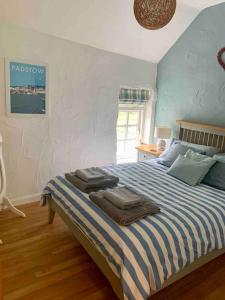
[136,144,164,161]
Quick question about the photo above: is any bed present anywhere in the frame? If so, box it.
[42,120,225,300]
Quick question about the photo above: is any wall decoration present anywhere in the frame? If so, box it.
[217,47,225,71]
[5,58,48,116]
[133,0,176,30]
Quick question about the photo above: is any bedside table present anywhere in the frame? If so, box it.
[136,144,164,161]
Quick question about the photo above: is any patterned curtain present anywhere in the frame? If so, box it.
[119,88,150,104]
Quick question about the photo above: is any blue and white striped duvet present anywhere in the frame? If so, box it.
[43,160,225,300]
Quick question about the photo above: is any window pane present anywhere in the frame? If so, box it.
[117,126,126,140]
[127,126,138,139]
[117,141,125,155]
[117,111,127,126]
[128,111,139,125]
[125,140,138,154]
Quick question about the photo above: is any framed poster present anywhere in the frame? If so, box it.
[5,58,48,116]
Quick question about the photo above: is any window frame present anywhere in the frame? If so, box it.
[117,107,144,143]
[116,105,146,163]
[116,87,155,164]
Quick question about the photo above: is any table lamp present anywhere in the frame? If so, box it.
[155,127,171,150]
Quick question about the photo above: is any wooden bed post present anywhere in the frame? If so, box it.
[48,206,55,224]
[48,197,55,224]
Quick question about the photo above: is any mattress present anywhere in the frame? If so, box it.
[42,160,225,300]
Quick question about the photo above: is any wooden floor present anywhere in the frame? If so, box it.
[0,203,225,300]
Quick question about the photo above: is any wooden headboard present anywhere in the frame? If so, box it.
[176,120,225,152]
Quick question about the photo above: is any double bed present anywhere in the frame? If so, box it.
[42,120,225,300]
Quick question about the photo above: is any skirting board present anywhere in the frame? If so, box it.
[1,193,41,209]
[11,193,41,206]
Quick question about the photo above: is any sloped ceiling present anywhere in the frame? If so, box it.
[0,0,224,62]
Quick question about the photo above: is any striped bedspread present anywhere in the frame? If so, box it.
[42,160,225,300]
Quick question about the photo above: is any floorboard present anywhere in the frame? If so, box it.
[0,202,225,300]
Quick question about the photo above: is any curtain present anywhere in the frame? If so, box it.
[119,88,150,104]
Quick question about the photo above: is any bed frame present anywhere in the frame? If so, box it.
[48,120,225,299]
[176,120,225,152]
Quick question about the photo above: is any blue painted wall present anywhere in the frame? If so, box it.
[156,3,225,134]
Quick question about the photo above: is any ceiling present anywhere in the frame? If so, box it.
[0,0,224,63]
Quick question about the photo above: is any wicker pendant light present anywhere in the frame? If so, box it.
[134,0,176,30]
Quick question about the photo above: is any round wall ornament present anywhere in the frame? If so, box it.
[133,0,176,30]
[217,47,225,71]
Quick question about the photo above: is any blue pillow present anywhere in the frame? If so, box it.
[202,161,225,190]
[172,139,219,157]
[157,143,203,167]
[167,154,216,186]
[184,150,216,181]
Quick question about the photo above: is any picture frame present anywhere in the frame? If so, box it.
[5,58,49,117]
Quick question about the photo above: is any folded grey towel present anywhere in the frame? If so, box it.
[76,167,105,182]
[89,191,160,226]
[65,172,119,193]
[103,187,143,210]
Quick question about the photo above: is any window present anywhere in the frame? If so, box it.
[117,108,144,163]
[116,87,152,164]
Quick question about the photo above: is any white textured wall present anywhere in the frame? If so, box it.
[0,22,156,200]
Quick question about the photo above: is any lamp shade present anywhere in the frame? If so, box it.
[155,127,171,139]
[133,0,177,30]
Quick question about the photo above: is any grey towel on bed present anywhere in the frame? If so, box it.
[103,187,143,210]
[65,172,119,193]
[76,167,105,182]
[89,190,160,226]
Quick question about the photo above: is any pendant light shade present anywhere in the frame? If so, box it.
[134,0,176,30]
